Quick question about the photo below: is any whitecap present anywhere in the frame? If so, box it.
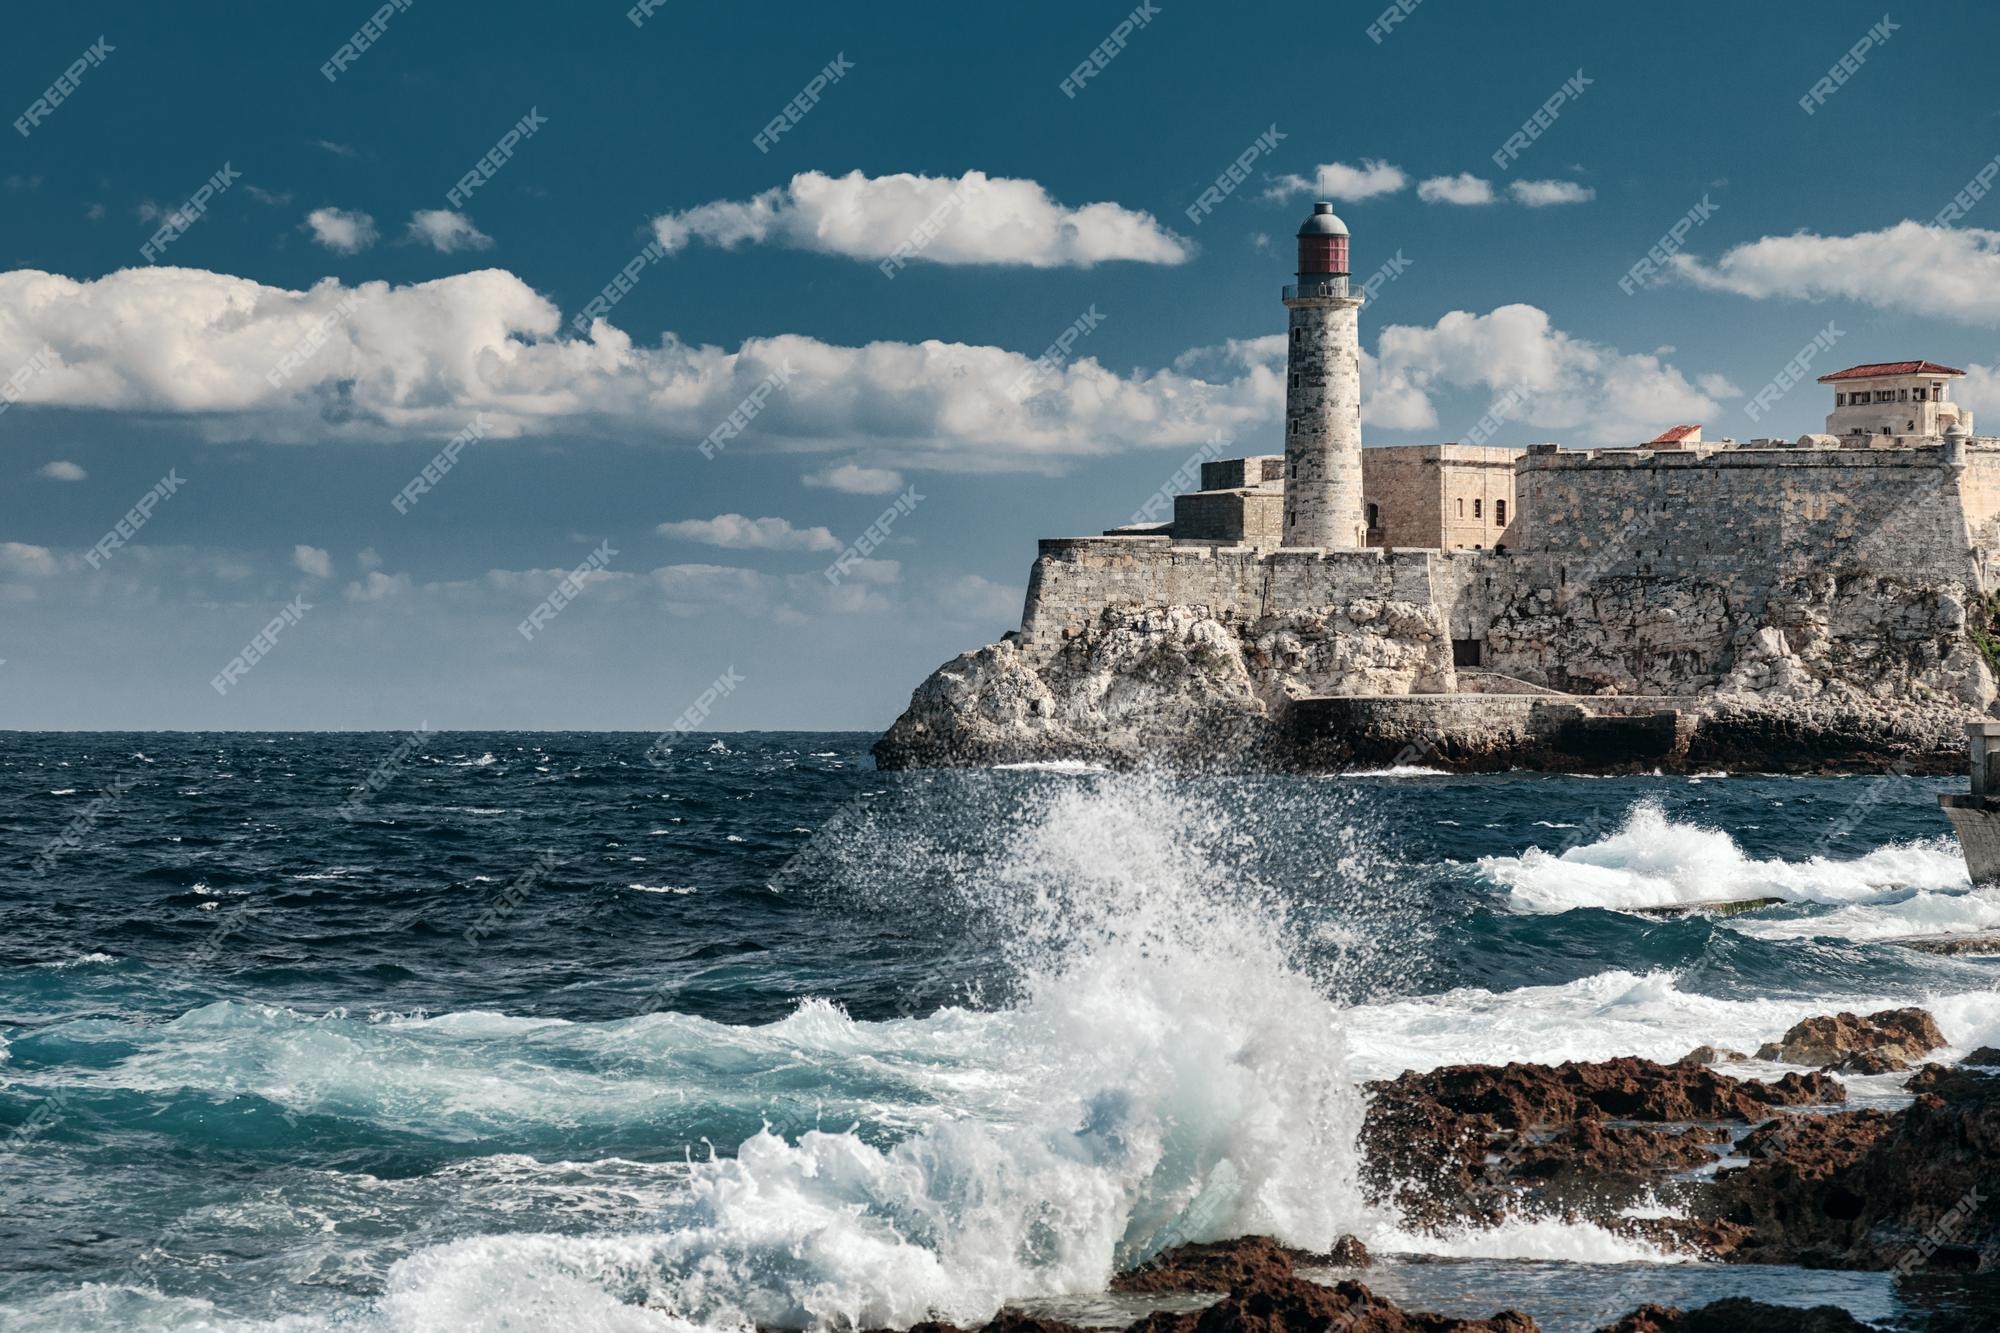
[1481,799,1965,915]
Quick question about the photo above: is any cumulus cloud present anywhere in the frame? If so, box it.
[656,514,842,552]
[1417,174,1496,206]
[293,544,332,577]
[651,169,1190,269]
[305,207,378,254]
[1363,304,1724,444]
[38,460,86,481]
[1672,221,2000,326]
[1265,160,1408,203]
[407,209,494,253]
[0,264,1718,458]
[1508,179,1595,206]
[0,264,1266,467]
[803,462,905,494]
[0,542,59,577]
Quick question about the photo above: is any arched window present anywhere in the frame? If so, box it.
[1366,502,1380,529]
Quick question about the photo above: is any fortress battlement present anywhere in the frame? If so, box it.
[876,205,2000,774]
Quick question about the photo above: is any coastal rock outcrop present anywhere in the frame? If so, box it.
[1596,1299,1875,1332]
[1358,1057,1842,1233]
[875,589,1977,774]
[1751,1007,1947,1072]
[1707,1060,2000,1268]
[1127,1276,1538,1333]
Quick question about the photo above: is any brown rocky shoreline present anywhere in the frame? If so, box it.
[883,1007,1996,1333]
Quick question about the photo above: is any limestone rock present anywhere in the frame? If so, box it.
[1750,1007,1945,1069]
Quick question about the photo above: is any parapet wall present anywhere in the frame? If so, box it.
[1021,536,1448,644]
[1017,445,1998,708]
[1511,445,1973,580]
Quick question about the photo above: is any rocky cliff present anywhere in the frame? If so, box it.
[874,556,1990,774]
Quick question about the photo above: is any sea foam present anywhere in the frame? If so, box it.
[1482,799,1967,917]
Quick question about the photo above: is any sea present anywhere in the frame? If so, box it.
[2,732,1997,1331]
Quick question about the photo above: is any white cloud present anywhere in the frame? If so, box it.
[0,265,1267,468]
[407,209,494,253]
[38,460,86,481]
[1672,221,2000,326]
[0,265,1717,460]
[293,544,332,578]
[656,514,842,552]
[305,207,378,254]
[803,462,905,495]
[0,542,58,577]
[1363,303,1724,444]
[1417,174,1496,206]
[651,170,1190,269]
[1508,179,1595,207]
[316,140,358,158]
[1265,160,1408,203]
[1696,372,1743,399]
[344,570,411,601]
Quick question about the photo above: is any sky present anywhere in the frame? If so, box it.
[2,0,1997,731]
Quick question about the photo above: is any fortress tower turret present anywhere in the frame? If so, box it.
[1281,203,1366,549]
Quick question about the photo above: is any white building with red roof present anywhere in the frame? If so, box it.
[1818,360,1971,445]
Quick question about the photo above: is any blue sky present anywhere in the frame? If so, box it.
[2,0,1996,730]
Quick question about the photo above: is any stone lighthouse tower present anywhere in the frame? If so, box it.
[1281,203,1366,549]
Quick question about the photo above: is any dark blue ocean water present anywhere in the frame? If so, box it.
[2,733,1996,1330]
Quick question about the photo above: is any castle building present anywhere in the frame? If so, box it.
[1281,204,1367,549]
[1819,360,1970,445]
[878,203,2000,772]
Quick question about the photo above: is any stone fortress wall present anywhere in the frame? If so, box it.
[872,205,2000,773]
[1024,441,2000,703]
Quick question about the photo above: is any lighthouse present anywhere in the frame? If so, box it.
[1281,203,1366,549]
